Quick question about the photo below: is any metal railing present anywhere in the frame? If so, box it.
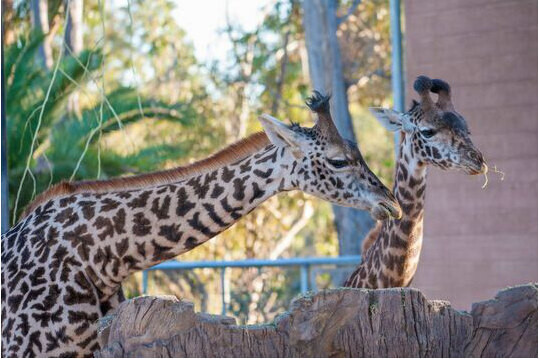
[142,255,361,315]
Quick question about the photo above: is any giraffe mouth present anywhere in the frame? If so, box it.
[465,162,488,175]
[373,201,402,220]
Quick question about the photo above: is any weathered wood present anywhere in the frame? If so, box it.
[465,284,537,357]
[95,284,537,358]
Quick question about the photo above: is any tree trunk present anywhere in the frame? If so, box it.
[64,0,84,116]
[95,284,538,357]
[301,0,374,261]
[2,0,16,46]
[31,0,54,69]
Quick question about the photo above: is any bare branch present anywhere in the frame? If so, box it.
[269,202,314,260]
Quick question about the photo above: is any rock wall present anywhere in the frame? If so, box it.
[95,284,537,358]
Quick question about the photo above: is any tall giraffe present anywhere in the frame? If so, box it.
[344,76,487,289]
[1,93,402,357]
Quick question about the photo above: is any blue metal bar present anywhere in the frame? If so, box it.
[390,0,405,157]
[142,270,148,295]
[220,267,227,315]
[390,0,404,112]
[145,255,361,271]
[300,265,309,293]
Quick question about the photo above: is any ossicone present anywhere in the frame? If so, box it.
[306,91,331,114]
[413,75,433,94]
[430,79,451,94]
[306,90,340,139]
[413,75,454,111]
[430,78,453,110]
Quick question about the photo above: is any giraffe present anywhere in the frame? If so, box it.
[344,76,487,289]
[1,92,402,357]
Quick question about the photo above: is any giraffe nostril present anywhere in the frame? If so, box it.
[466,150,486,174]
[468,151,480,162]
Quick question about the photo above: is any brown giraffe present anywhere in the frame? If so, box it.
[344,76,487,289]
[1,92,402,357]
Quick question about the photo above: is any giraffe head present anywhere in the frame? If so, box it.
[370,75,487,175]
[258,92,401,220]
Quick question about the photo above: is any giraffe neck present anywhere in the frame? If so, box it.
[345,133,427,288]
[71,144,296,298]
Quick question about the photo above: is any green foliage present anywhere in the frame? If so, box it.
[5,30,200,221]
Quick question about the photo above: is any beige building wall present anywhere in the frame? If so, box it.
[403,0,537,309]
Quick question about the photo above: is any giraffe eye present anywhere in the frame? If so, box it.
[420,129,436,138]
[327,158,350,168]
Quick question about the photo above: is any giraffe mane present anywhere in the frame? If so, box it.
[22,132,271,217]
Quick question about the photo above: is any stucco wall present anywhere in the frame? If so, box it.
[403,0,538,309]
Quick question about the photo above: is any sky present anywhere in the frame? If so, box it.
[171,0,274,63]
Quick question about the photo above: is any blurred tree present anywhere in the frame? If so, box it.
[83,0,223,153]
[64,0,84,115]
[2,0,16,46]
[64,0,83,55]
[302,0,374,267]
[30,0,53,69]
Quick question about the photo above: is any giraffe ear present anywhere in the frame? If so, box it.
[258,114,304,151]
[369,108,413,133]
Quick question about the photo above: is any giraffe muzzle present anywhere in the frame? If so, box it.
[463,150,487,175]
[372,196,402,220]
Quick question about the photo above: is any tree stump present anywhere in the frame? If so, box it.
[95,284,537,357]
